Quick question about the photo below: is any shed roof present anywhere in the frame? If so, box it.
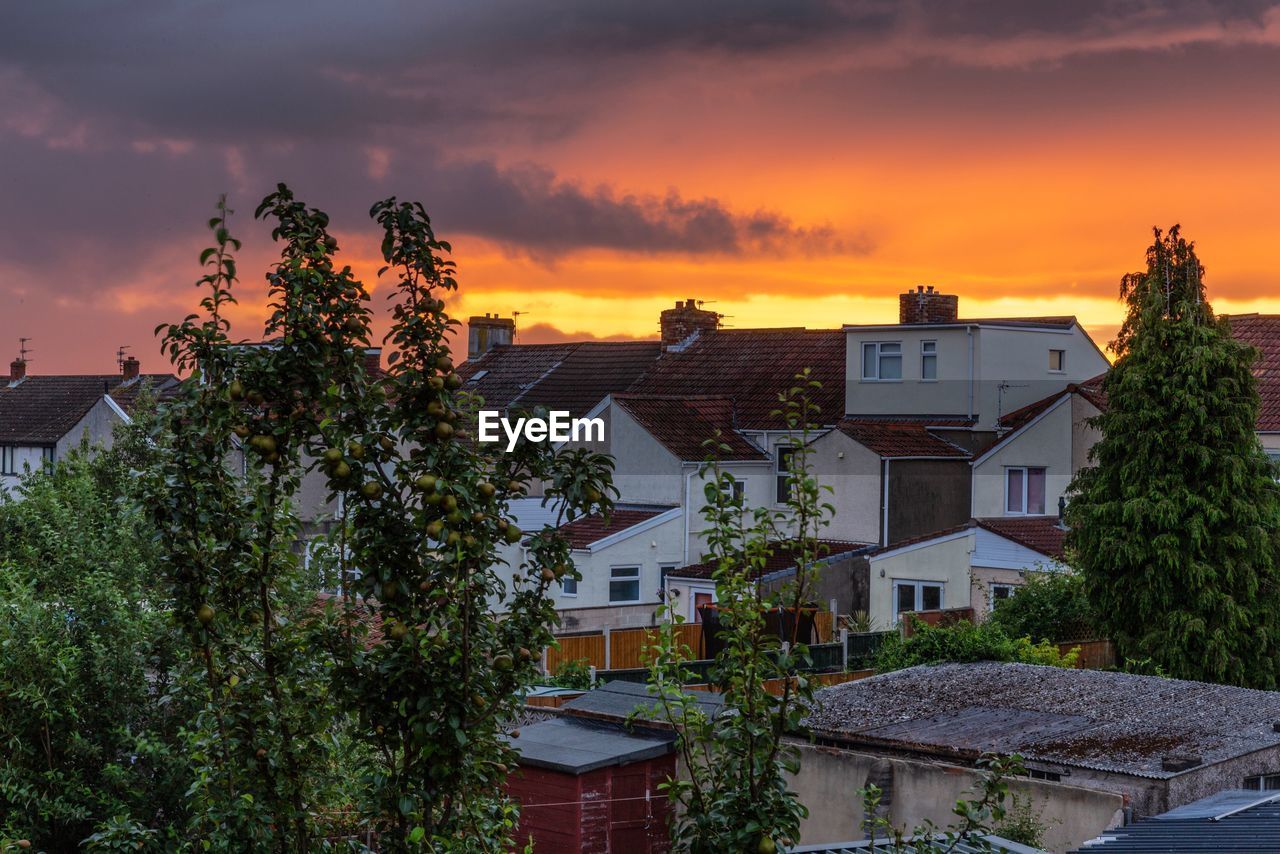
[792,835,1044,854]
[808,662,1280,779]
[561,679,723,725]
[1072,790,1280,852]
[506,716,675,775]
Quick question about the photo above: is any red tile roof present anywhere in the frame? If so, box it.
[976,516,1068,560]
[614,395,768,461]
[837,418,969,458]
[1069,372,1108,412]
[458,342,658,417]
[1226,314,1280,431]
[557,506,674,550]
[629,328,846,429]
[971,390,1070,459]
[670,538,871,580]
[0,374,178,444]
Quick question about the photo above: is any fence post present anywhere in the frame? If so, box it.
[840,627,849,672]
[541,645,548,677]
[589,665,597,688]
[602,626,611,671]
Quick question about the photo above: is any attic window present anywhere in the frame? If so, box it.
[1049,349,1066,373]
[469,369,488,381]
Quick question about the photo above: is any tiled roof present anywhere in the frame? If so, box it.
[975,516,1067,560]
[837,418,969,458]
[808,661,1280,779]
[1069,372,1107,412]
[0,374,177,444]
[557,505,675,550]
[613,395,768,461]
[670,539,871,580]
[457,341,660,418]
[628,329,846,429]
[1226,314,1280,431]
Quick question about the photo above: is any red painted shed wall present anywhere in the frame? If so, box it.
[508,754,675,853]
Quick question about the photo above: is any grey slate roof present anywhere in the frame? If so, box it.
[807,662,1280,779]
[0,374,178,444]
[1072,790,1280,852]
[506,716,675,775]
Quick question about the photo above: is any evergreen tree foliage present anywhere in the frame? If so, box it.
[1066,226,1280,687]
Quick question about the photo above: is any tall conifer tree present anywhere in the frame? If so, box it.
[1067,226,1280,687]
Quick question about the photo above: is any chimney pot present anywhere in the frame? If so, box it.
[9,359,25,383]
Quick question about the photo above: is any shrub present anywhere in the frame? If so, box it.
[874,619,1077,673]
[988,571,1097,643]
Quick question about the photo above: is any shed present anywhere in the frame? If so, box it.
[506,704,678,852]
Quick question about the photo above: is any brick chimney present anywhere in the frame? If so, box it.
[467,314,515,359]
[121,356,140,381]
[362,348,382,374]
[899,285,959,324]
[9,359,25,384]
[660,298,720,354]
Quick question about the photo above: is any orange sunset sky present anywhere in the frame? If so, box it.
[4,1,1280,371]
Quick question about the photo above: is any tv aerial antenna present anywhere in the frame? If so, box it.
[116,345,132,371]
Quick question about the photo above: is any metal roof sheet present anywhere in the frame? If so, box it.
[1072,790,1280,852]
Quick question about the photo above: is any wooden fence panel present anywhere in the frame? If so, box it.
[545,633,606,674]
[815,611,833,643]
[1060,638,1116,670]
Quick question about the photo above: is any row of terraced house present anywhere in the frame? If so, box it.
[461,288,1280,633]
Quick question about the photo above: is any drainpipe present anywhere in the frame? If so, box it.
[683,464,697,565]
[880,459,889,546]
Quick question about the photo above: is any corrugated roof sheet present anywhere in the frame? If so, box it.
[1072,790,1280,852]
[614,394,768,461]
[793,834,1044,853]
[808,662,1280,779]
[838,418,970,458]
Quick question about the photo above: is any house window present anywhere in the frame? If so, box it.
[1006,467,1047,515]
[1245,773,1280,791]
[0,446,15,476]
[1027,768,1062,782]
[560,575,578,597]
[719,478,746,503]
[1049,349,1066,373]
[41,446,54,466]
[990,583,1017,607]
[862,342,902,381]
[693,591,714,621]
[609,566,641,604]
[775,446,795,504]
[921,341,938,381]
[893,580,943,621]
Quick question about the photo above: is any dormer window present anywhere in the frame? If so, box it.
[862,342,902,381]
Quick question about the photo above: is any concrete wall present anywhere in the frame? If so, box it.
[563,512,685,612]
[974,326,1109,429]
[972,396,1073,518]
[868,531,974,628]
[1070,395,1103,474]
[886,458,971,544]
[758,552,867,617]
[844,327,975,420]
[789,742,1126,854]
[600,402,685,505]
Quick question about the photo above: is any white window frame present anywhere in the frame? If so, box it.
[774,445,795,505]
[892,580,944,622]
[990,583,1018,608]
[608,565,641,604]
[719,478,746,503]
[560,574,578,597]
[1005,466,1047,516]
[921,340,938,381]
[862,341,903,382]
[1048,349,1066,373]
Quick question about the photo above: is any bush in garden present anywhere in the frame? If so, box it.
[145,187,613,850]
[874,619,1077,673]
